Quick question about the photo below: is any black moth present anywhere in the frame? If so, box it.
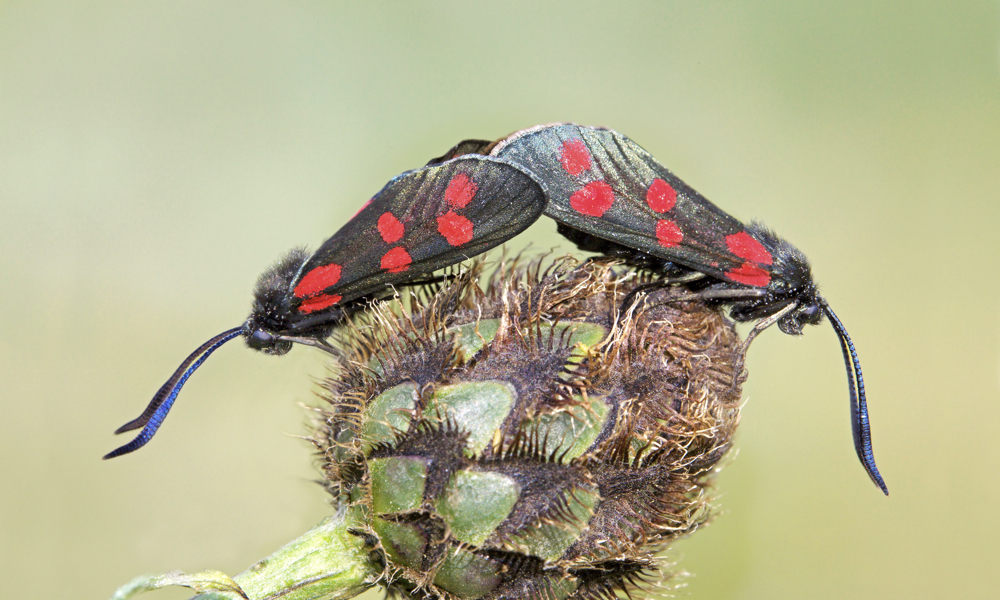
[105,156,546,459]
[430,123,888,495]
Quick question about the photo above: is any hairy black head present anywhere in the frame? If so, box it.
[244,248,310,355]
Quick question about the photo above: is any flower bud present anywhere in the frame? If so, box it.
[314,257,742,598]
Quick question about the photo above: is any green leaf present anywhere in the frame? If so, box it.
[110,570,246,600]
[452,319,503,360]
[423,381,517,456]
[436,470,519,546]
[369,457,428,514]
[509,485,601,562]
[360,382,419,450]
[112,513,379,600]
[527,394,611,460]
[232,512,376,600]
[432,547,504,598]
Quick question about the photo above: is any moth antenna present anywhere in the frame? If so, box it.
[820,298,888,495]
[113,326,247,434]
[104,326,245,459]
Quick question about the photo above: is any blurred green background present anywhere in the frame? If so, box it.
[2,2,998,598]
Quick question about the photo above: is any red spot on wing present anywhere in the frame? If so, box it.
[294,264,342,298]
[437,210,473,246]
[445,173,477,209]
[377,212,404,243]
[646,179,677,213]
[298,293,342,314]
[569,181,615,217]
[726,263,771,287]
[560,139,591,176]
[726,231,773,265]
[380,247,412,273]
[656,219,683,248]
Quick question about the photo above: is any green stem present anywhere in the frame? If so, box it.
[232,509,377,600]
[112,509,379,600]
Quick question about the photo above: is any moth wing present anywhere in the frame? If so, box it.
[424,139,494,166]
[288,156,546,317]
[492,124,768,284]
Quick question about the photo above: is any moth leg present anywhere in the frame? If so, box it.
[617,271,708,319]
[730,301,799,388]
[278,335,339,355]
[689,287,768,301]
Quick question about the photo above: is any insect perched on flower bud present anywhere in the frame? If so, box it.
[104,156,546,459]
[109,256,747,599]
[430,123,887,495]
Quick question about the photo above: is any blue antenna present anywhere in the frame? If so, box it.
[821,299,888,495]
[103,326,245,459]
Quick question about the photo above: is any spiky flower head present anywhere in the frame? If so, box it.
[311,256,742,599]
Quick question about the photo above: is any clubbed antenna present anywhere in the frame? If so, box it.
[821,298,888,495]
[103,326,245,459]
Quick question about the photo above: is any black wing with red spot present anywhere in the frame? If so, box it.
[103,155,544,460]
[489,124,776,288]
[288,156,546,322]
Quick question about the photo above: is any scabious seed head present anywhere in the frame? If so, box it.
[310,256,743,600]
